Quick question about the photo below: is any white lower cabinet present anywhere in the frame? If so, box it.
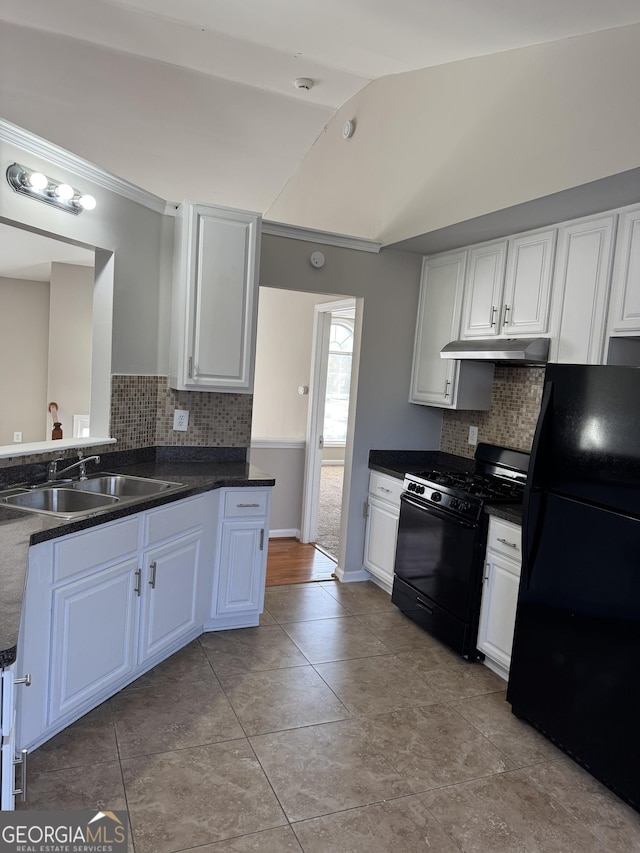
[363,471,403,593]
[477,517,522,680]
[205,488,271,630]
[17,493,215,754]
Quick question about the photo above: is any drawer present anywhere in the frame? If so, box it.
[224,490,268,518]
[368,470,403,508]
[487,516,522,561]
[54,517,140,581]
[145,495,208,544]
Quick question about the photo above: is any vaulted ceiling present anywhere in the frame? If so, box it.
[2,0,640,217]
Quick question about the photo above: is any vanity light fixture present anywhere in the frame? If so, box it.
[6,163,97,215]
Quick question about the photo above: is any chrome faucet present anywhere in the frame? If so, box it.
[47,450,100,481]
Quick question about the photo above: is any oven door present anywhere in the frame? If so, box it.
[392,493,486,657]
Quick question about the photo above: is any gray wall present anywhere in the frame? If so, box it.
[249,444,306,535]
[259,234,443,580]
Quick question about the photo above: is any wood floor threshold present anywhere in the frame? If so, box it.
[266,537,337,586]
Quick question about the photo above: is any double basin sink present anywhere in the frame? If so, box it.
[0,474,184,519]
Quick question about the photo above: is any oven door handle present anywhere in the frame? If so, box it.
[400,495,477,529]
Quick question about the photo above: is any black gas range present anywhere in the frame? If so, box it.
[392,443,529,659]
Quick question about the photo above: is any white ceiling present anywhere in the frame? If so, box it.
[2,0,640,221]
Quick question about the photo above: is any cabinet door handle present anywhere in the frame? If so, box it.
[149,561,157,589]
[13,749,27,802]
[444,379,451,398]
[237,503,260,508]
[484,563,490,582]
[188,356,194,378]
[502,304,511,326]
[497,537,518,548]
[490,305,498,326]
[14,674,31,687]
[259,529,264,551]
[134,568,142,596]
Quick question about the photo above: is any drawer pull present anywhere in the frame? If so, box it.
[13,749,27,802]
[416,596,433,615]
[497,537,518,549]
[378,486,391,494]
[14,674,31,687]
[237,503,260,508]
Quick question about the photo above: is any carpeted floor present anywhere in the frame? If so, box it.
[315,464,343,559]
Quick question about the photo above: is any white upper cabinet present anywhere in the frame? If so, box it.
[170,202,261,392]
[607,205,640,335]
[461,241,508,337]
[461,230,556,338]
[549,215,616,364]
[410,252,493,410]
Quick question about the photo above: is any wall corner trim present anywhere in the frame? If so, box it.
[262,220,381,253]
[0,119,168,214]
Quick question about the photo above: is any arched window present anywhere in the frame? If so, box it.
[324,318,353,443]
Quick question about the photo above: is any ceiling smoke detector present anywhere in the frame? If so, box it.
[294,78,314,91]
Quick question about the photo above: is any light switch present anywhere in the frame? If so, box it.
[468,425,479,445]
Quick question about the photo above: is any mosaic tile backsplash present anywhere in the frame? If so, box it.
[440,366,545,458]
[110,375,253,451]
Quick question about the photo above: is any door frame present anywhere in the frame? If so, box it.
[300,298,356,545]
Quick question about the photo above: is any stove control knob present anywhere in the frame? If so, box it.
[407,482,416,491]
[450,498,459,509]
[417,485,425,495]
[431,491,442,502]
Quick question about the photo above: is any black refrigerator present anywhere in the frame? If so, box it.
[507,363,640,812]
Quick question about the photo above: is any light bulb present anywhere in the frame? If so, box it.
[27,171,48,190]
[55,183,74,201]
[78,194,96,210]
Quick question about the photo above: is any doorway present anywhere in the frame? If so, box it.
[250,289,358,583]
[302,300,355,560]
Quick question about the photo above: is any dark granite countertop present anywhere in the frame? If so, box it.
[368,449,475,480]
[484,503,523,526]
[0,450,275,665]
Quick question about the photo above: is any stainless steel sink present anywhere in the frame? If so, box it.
[0,473,183,518]
[70,474,180,498]
[1,487,120,518]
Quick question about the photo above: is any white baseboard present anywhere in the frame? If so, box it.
[269,528,301,539]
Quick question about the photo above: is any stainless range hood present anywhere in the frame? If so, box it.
[440,337,549,365]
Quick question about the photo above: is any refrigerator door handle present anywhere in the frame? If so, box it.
[522,378,553,589]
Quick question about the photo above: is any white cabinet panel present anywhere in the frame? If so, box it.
[478,554,521,673]
[462,242,507,338]
[503,230,556,336]
[170,202,261,392]
[550,216,616,364]
[138,533,202,662]
[478,517,522,679]
[410,252,493,410]
[461,230,555,339]
[48,559,138,723]
[217,523,265,616]
[607,206,640,334]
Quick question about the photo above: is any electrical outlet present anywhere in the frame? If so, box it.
[468,425,479,445]
[13,431,22,443]
[173,409,189,431]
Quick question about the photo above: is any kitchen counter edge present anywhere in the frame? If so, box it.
[0,460,275,662]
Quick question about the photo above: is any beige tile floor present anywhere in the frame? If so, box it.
[19,581,640,852]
